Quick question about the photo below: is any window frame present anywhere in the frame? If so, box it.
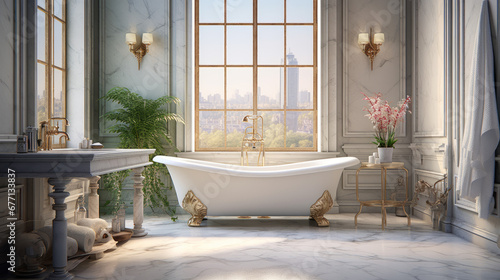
[194,0,318,151]
[37,0,67,148]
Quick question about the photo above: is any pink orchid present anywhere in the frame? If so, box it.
[361,93,411,147]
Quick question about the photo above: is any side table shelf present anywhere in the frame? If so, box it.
[354,162,411,230]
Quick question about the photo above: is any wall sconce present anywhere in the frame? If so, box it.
[126,33,153,70]
[358,28,384,71]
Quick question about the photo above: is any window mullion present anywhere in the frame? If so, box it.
[47,0,53,120]
[253,0,258,115]
[283,0,287,148]
[195,0,200,150]
[313,0,318,150]
[224,0,227,148]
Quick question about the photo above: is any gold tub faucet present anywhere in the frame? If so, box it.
[241,115,265,166]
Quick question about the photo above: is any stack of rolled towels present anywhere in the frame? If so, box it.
[32,218,110,257]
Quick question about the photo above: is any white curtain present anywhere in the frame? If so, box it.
[457,0,500,219]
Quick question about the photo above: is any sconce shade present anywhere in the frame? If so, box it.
[358,28,383,71]
[126,33,137,45]
[142,33,153,45]
[374,33,385,44]
[358,33,369,45]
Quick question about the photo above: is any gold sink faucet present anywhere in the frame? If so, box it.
[39,118,70,151]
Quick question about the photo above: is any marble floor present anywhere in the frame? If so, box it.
[50,214,500,279]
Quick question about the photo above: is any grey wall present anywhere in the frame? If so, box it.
[0,0,16,152]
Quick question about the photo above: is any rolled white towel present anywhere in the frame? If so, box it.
[67,224,95,253]
[77,218,111,242]
[66,236,78,257]
[33,227,78,257]
[97,228,113,243]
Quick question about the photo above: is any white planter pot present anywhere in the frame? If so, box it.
[378,147,394,163]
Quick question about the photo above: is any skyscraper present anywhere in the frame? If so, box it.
[280,52,299,131]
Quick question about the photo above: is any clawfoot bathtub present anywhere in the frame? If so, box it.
[153,156,360,227]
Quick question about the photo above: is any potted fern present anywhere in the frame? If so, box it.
[100,87,184,220]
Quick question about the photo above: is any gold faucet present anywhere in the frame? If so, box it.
[39,118,70,151]
[241,115,265,166]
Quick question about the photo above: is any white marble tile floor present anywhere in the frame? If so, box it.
[67,213,500,280]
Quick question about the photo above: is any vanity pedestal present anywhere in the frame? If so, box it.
[0,148,155,279]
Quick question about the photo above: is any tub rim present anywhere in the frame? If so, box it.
[153,155,360,178]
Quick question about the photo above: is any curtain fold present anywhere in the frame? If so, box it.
[458,0,500,219]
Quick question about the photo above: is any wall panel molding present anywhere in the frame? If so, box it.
[412,0,447,137]
[342,0,406,137]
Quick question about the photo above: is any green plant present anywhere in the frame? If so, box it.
[101,170,129,215]
[100,87,184,220]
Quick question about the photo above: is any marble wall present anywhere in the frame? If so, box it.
[100,0,172,139]
[413,0,445,137]
[171,0,190,151]
[343,0,406,137]
[66,0,86,147]
[0,0,15,150]
[410,0,447,222]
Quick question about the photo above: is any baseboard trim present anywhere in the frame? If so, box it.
[451,218,500,253]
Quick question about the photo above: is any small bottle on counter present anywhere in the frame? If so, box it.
[17,135,28,153]
[368,156,375,163]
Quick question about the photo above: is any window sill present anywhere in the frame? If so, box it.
[176,152,340,165]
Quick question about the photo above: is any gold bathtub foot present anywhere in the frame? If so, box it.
[182,190,207,227]
[310,190,334,227]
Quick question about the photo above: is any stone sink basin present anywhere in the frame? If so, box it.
[0,148,155,178]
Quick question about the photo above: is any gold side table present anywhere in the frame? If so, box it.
[354,162,410,230]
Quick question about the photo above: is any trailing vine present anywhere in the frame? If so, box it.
[100,87,184,220]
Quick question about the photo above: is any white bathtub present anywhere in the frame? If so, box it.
[153,156,360,226]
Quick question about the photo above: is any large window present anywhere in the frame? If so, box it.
[195,0,317,151]
[37,0,67,147]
